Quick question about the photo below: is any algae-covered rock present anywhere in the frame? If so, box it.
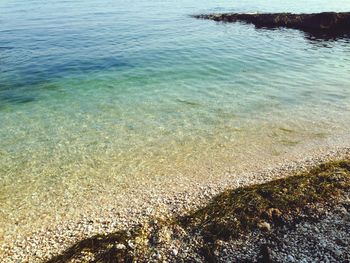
[193,12,350,33]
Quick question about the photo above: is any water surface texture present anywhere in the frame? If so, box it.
[1,0,350,239]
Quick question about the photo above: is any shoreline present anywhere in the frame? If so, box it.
[1,137,350,261]
[45,153,350,262]
[2,2,350,262]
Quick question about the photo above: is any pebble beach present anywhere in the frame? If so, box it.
[1,136,350,262]
[2,0,350,262]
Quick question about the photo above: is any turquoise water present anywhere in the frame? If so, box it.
[1,0,350,239]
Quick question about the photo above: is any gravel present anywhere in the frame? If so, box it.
[215,198,350,263]
[1,146,350,262]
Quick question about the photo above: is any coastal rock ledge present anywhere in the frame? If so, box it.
[193,12,350,32]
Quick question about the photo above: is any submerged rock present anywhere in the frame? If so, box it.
[193,12,350,33]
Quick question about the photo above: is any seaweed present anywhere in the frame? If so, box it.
[47,160,350,262]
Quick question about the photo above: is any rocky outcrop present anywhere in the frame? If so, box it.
[193,12,350,32]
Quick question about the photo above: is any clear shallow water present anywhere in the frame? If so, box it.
[1,0,350,239]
